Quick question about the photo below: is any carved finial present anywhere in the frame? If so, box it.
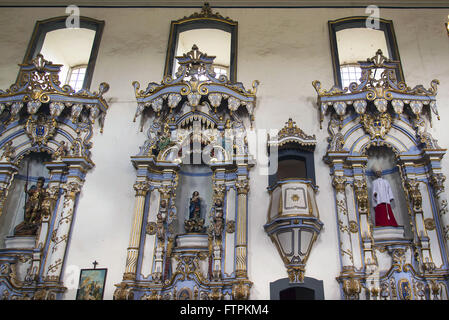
[200,2,212,16]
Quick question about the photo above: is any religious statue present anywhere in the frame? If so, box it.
[189,191,201,219]
[184,191,205,233]
[14,177,48,236]
[372,169,398,227]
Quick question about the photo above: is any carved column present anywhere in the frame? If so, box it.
[123,179,150,280]
[429,173,449,255]
[332,174,355,272]
[404,177,435,272]
[353,175,377,272]
[28,162,65,282]
[43,158,91,287]
[0,163,18,217]
[235,177,249,279]
[44,180,82,282]
[210,170,226,280]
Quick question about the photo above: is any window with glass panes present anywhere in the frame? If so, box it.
[67,66,87,91]
[340,64,362,88]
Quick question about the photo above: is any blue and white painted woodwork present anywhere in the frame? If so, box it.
[0,54,109,300]
[314,50,448,300]
[115,44,258,300]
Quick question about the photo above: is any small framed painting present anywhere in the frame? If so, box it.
[76,268,107,300]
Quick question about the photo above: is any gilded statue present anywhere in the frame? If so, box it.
[14,177,48,236]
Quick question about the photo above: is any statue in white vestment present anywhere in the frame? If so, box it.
[372,169,398,227]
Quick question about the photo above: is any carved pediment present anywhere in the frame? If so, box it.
[0,54,109,131]
[312,50,439,128]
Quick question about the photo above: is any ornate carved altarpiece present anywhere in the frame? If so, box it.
[314,50,449,300]
[0,54,110,300]
[114,39,259,299]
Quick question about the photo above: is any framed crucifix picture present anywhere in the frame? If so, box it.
[76,268,107,300]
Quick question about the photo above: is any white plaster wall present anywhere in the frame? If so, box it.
[1,7,449,300]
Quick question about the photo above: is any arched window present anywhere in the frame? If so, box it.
[164,4,238,82]
[328,17,404,89]
[270,277,325,300]
[22,16,104,90]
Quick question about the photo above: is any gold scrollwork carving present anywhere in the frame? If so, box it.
[353,178,369,214]
[332,175,347,193]
[341,272,361,300]
[405,179,423,212]
[231,280,252,300]
[429,173,446,195]
[226,220,235,233]
[360,112,392,140]
[349,221,359,233]
[287,266,305,283]
[424,218,436,231]
[0,141,15,162]
[146,222,157,235]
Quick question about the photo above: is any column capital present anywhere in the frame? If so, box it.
[133,181,150,197]
[62,181,82,200]
[429,173,446,194]
[332,175,347,193]
[235,179,249,195]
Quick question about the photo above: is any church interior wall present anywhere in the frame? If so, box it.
[0,6,448,300]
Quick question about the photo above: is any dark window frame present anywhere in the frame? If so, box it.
[269,148,316,187]
[164,16,238,82]
[328,16,404,88]
[21,16,105,90]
